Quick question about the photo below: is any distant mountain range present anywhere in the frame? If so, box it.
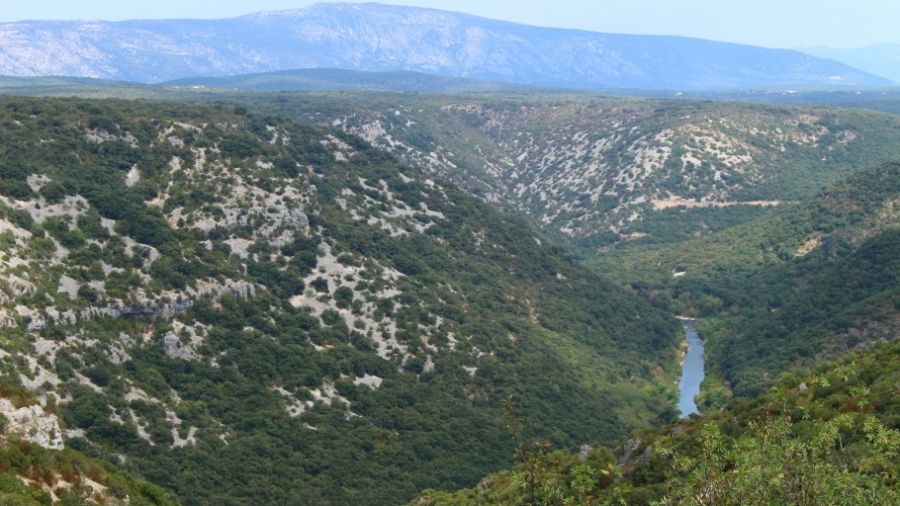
[0,2,892,90]
[799,44,900,84]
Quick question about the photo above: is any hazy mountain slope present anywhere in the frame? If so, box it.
[591,160,900,398]
[800,44,900,83]
[0,3,889,88]
[0,96,679,505]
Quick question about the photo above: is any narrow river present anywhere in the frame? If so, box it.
[677,321,705,417]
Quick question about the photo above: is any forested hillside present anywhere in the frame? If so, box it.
[0,97,679,504]
[0,385,177,506]
[161,68,521,93]
[592,160,900,401]
[3,82,900,506]
[411,336,900,505]
[7,83,900,252]
[237,93,900,248]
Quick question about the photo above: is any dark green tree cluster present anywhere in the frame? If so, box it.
[411,338,900,505]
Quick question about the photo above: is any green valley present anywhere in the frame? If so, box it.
[0,96,679,505]
[410,334,900,505]
[3,4,900,504]
[592,160,900,401]
[1,79,900,506]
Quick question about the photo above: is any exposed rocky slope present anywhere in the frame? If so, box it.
[0,96,679,505]
[0,388,177,505]
[0,3,889,88]
[7,74,900,249]
[296,96,900,246]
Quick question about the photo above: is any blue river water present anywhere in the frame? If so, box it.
[677,321,705,417]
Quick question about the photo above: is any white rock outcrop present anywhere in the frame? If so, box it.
[0,399,64,450]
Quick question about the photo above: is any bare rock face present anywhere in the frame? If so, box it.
[14,279,256,332]
[161,332,200,360]
[618,437,642,467]
[160,322,208,360]
[578,444,593,461]
[113,279,256,321]
[0,399,64,450]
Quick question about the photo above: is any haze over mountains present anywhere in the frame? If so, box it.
[799,43,900,84]
[0,2,892,90]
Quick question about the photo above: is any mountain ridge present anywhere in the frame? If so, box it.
[0,2,891,89]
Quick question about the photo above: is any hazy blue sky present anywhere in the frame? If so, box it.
[3,1,898,49]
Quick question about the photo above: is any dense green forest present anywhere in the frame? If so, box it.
[0,96,679,504]
[411,337,900,505]
[591,160,900,401]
